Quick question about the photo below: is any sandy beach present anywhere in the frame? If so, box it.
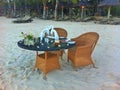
[0,16,120,90]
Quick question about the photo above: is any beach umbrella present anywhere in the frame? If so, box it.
[98,0,120,20]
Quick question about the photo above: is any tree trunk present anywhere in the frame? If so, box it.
[61,6,64,19]
[13,0,16,16]
[46,7,48,18]
[54,0,58,20]
[68,7,72,21]
[107,6,111,21]
[36,1,40,17]
[43,4,46,19]
[25,0,27,14]
[81,8,84,20]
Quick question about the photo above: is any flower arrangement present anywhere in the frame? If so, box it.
[21,32,35,46]
[21,32,34,40]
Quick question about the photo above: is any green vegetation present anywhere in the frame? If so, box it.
[0,0,120,19]
[111,6,120,17]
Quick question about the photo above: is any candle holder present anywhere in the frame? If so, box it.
[54,40,60,47]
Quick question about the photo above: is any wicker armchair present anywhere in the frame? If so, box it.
[54,28,68,38]
[34,51,61,79]
[68,32,99,70]
[48,28,68,58]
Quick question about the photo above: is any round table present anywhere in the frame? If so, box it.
[17,38,75,79]
[17,39,75,51]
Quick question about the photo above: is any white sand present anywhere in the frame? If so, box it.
[0,16,120,90]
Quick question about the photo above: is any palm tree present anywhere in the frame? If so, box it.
[36,0,42,17]
[6,0,12,17]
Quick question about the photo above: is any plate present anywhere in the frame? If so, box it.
[65,38,71,42]
[59,37,66,39]
[59,37,65,38]
[68,41,76,44]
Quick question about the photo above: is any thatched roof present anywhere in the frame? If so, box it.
[58,1,72,8]
[72,0,93,8]
[98,0,120,7]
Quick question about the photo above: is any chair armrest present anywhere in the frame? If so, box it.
[76,43,91,49]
